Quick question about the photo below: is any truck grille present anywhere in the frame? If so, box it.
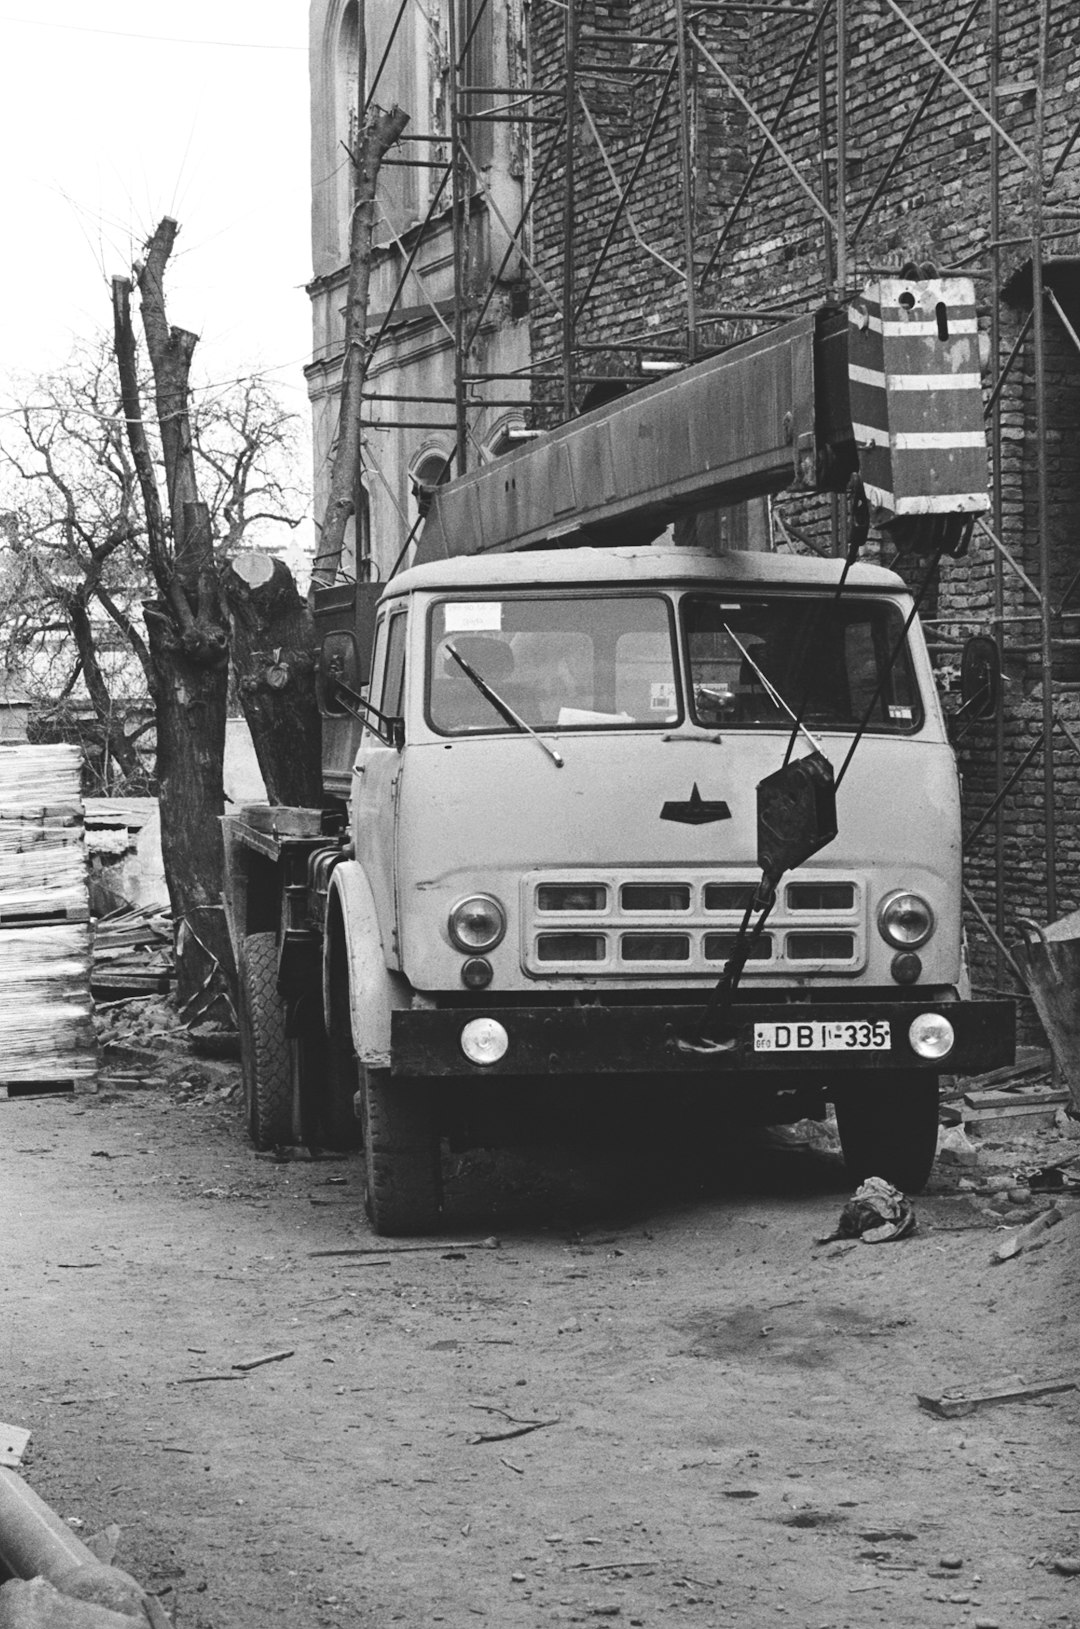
[523,870,864,977]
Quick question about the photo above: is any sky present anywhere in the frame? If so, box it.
[0,3,312,407]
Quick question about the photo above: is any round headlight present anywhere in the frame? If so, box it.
[878,891,934,949]
[908,1012,955,1060]
[461,1017,509,1066]
[449,894,506,953]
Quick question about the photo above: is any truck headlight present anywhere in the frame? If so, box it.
[461,1017,509,1066]
[449,894,506,953]
[908,1012,954,1059]
[878,891,934,949]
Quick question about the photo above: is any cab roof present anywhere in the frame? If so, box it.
[383,545,909,599]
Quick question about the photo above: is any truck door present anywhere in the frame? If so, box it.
[354,604,408,968]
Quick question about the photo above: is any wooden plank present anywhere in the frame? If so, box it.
[917,1374,1077,1418]
[0,1424,30,1469]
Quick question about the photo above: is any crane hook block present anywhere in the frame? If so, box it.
[756,751,838,886]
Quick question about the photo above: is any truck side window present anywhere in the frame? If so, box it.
[381,611,408,722]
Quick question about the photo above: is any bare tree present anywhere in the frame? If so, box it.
[0,341,311,798]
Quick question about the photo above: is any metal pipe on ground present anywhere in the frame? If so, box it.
[0,1469,99,1583]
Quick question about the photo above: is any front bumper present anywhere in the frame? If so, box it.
[391,998,1014,1079]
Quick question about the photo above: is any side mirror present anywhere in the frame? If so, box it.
[958,634,1000,720]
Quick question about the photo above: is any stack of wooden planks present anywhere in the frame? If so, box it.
[0,744,97,1095]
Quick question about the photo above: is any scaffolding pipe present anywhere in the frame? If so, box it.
[674,0,699,357]
[562,4,577,419]
[989,0,1006,980]
[1033,0,1057,922]
[448,0,469,473]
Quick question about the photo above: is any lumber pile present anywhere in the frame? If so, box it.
[0,744,96,1094]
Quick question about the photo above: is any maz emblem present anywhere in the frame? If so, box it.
[660,784,731,825]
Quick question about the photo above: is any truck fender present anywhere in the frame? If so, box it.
[324,861,411,1069]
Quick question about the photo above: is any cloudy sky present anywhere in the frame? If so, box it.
[0,3,311,402]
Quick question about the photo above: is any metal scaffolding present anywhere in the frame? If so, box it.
[353,0,1080,992]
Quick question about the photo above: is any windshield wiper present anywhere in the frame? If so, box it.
[445,642,564,769]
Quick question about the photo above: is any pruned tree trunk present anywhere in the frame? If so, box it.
[112,220,235,1023]
[225,552,322,807]
[309,102,410,594]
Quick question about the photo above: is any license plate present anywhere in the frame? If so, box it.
[753,1019,891,1053]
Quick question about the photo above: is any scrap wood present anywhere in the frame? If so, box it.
[466,1406,559,1445]
[992,1204,1064,1262]
[917,1375,1077,1418]
[571,1560,658,1572]
[174,1374,243,1385]
[468,1403,553,1425]
[232,1348,295,1372]
[310,1237,499,1257]
[0,1423,30,1469]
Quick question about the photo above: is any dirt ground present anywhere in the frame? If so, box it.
[3,1004,1080,1629]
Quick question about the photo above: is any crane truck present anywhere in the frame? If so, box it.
[223,273,1015,1234]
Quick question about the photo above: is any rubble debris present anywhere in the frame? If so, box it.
[0,1575,143,1629]
[818,1177,915,1244]
[91,906,172,999]
[937,1125,980,1166]
[1053,1557,1080,1576]
[917,1374,1077,1417]
[1016,914,1080,1113]
[991,1204,1063,1262]
[1021,1157,1080,1193]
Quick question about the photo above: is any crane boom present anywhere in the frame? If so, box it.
[414,276,988,564]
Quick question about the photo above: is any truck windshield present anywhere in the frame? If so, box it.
[428,594,679,734]
[682,593,922,732]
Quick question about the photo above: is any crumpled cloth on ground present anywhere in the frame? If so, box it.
[818,1176,916,1244]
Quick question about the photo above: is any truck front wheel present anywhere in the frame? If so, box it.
[832,1071,939,1194]
[357,1065,442,1236]
[237,932,294,1150]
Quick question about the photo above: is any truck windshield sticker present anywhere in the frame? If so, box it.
[428,594,679,736]
[444,601,503,632]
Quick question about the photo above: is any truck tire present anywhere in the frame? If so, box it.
[358,1065,442,1236]
[237,932,294,1150]
[832,1071,939,1194]
[316,951,364,1151]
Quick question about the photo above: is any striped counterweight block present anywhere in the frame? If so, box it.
[847,277,990,524]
